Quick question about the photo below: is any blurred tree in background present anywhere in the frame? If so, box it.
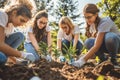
[97,0,120,29]
[46,0,84,48]
[0,0,119,50]
[0,0,8,8]
[34,0,51,11]
[47,0,82,28]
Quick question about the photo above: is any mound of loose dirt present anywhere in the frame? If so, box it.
[0,59,120,80]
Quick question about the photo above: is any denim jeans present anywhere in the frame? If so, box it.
[61,39,83,55]
[0,32,24,65]
[84,32,120,61]
[24,42,40,61]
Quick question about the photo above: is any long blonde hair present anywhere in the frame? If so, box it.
[59,16,74,34]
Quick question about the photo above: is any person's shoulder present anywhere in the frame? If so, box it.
[100,17,113,23]
[45,25,51,31]
[98,17,114,29]
[74,24,78,27]
[0,9,8,27]
[57,28,64,33]
[46,25,50,28]
[74,24,80,30]
[0,9,8,18]
[58,28,62,31]
[0,9,6,14]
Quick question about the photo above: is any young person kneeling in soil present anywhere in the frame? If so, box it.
[24,10,52,62]
[57,16,83,63]
[72,4,120,68]
[0,0,36,66]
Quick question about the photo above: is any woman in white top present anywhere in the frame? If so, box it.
[72,4,120,67]
[24,10,52,61]
[0,0,35,65]
[57,16,83,62]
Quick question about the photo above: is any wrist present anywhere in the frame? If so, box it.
[57,47,61,50]
[79,56,86,64]
[20,51,23,58]
[35,46,39,51]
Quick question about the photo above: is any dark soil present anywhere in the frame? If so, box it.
[0,59,120,80]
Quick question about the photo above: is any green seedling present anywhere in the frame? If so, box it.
[63,42,77,64]
[38,41,51,58]
[52,48,61,61]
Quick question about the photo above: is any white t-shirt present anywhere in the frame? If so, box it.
[57,25,81,41]
[0,10,14,37]
[90,17,120,35]
[25,26,51,43]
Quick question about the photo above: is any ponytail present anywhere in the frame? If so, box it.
[84,4,100,38]
[85,16,101,38]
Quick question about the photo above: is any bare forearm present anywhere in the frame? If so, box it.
[30,40,39,51]
[84,46,99,61]
[47,33,52,47]
[57,39,61,50]
[73,34,79,48]
[47,38,52,53]
[0,27,21,57]
[31,41,39,51]
[73,39,78,48]
[29,33,39,51]
[84,32,105,61]
[0,43,21,57]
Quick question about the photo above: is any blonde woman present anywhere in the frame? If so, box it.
[57,16,83,62]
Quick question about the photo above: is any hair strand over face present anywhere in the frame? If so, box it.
[32,10,48,42]
[59,16,74,34]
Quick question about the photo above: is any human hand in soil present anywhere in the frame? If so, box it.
[59,55,66,62]
[16,58,29,65]
[71,55,86,68]
[7,57,17,64]
[68,58,75,65]
[45,55,52,62]
[7,57,28,65]
[21,52,35,62]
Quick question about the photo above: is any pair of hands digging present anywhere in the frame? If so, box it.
[59,55,86,68]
